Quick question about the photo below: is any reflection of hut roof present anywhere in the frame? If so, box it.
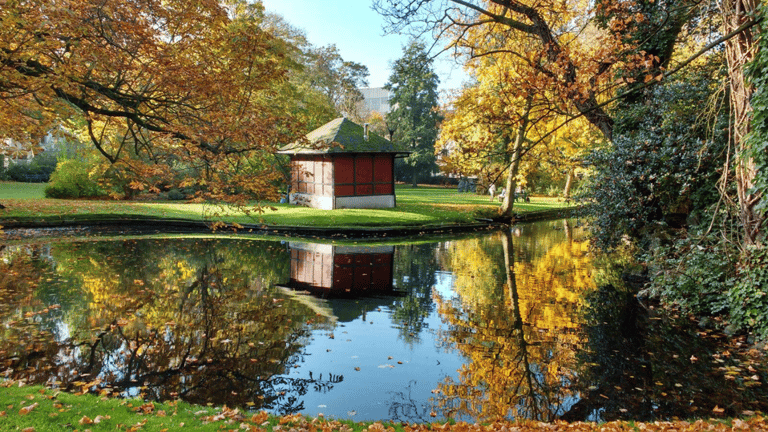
[277,117,408,155]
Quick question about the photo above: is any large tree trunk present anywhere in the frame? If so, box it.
[723,0,763,245]
[500,97,533,216]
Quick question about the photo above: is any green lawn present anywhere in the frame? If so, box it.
[0,181,47,199]
[0,182,573,228]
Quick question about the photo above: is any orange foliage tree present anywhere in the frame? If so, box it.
[1,0,301,205]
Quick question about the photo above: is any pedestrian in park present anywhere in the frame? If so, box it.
[488,183,496,201]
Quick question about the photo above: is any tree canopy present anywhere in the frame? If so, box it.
[1,0,305,204]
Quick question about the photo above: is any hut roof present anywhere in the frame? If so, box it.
[277,117,408,155]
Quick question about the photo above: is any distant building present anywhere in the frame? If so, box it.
[359,87,392,114]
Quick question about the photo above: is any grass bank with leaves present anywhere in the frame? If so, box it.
[0,182,573,230]
[1,383,764,432]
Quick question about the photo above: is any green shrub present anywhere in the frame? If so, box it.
[4,151,58,182]
[44,159,103,198]
[647,235,735,318]
[579,67,728,250]
[727,247,768,339]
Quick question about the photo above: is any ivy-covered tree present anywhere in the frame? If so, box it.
[749,3,768,221]
[385,40,442,187]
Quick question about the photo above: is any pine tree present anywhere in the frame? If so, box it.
[385,41,442,187]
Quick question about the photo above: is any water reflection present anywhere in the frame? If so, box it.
[1,222,767,423]
[433,224,592,421]
[283,243,396,298]
[0,239,337,415]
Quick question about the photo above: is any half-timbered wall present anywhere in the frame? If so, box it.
[289,153,397,209]
[287,243,395,296]
[290,155,333,197]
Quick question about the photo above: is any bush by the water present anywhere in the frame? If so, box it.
[646,222,768,341]
[728,247,768,339]
[44,159,104,198]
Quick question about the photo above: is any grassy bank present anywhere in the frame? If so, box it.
[0,182,573,228]
[0,383,762,432]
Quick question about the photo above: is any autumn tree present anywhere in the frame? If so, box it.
[306,45,370,121]
[260,12,340,132]
[385,40,443,187]
[436,26,596,217]
[262,12,372,127]
[375,0,636,140]
[1,0,301,206]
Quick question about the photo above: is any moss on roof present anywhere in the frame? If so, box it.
[277,117,407,155]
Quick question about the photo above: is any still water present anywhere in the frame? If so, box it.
[1,220,767,423]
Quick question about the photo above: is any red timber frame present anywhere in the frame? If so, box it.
[290,153,395,203]
[289,247,394,295]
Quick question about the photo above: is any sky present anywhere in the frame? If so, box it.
[259,0,468,96]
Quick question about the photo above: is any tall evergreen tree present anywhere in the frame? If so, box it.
[385,41,442,187]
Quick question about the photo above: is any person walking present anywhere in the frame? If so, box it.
[488,183,496,201]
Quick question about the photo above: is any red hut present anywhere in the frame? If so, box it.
[284,242,395,297]
[277,117,408,210]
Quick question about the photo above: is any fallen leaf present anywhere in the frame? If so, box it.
[19,402,38,415]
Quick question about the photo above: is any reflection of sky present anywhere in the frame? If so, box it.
[433,271,455,299]
[285,301,463,422]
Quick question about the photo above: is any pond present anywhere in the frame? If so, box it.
[1,220,767,424]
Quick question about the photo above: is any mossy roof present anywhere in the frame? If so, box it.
[277,117,408,155]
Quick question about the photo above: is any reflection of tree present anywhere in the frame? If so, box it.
[0,247,62,383]
[435,229,594,422]
[387,380,435,424]
[567,282,768,421]
[0,239,340,414]
[390,244,439,342]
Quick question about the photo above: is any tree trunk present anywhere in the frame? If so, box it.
[501,229,521,324]
[411,170,418,188]
[723,0,763,245]
[563,168,575,200]
[500,96,534,217]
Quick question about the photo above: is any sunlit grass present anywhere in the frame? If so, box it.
[0,181,47,199]
[0,182,574,228]
[0,383,394,432]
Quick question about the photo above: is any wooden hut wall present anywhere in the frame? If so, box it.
[333,154,394,197]
[290,247,333,289]
[290,155,333,197]
[332,251,393,294]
